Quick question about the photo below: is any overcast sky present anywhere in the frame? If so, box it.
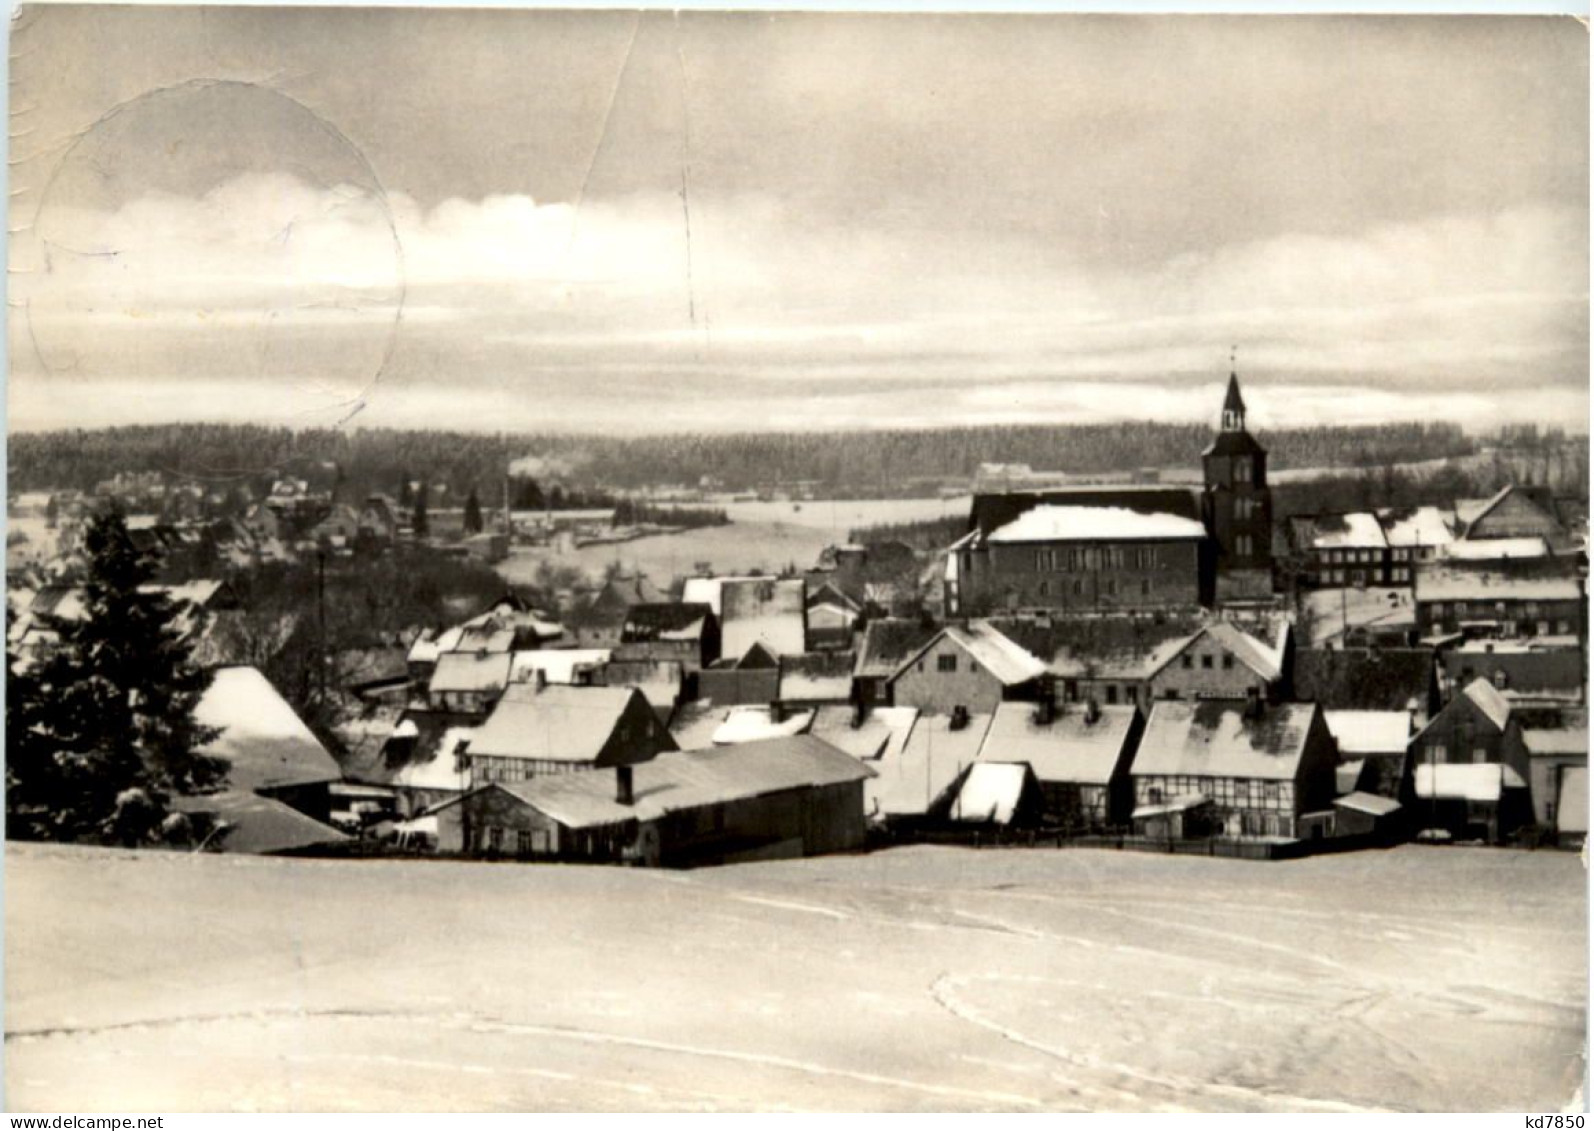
[8,8,1588,435]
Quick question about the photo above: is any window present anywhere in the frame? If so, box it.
[1235,535,1253,557]
[1234,458,1251,483]
[1141,578,1151,596]
[1201,654,1213,670]
[1038,581,1050,597]
[1072,579,1084,596]
[487,826,504,854]
[1537,621,1550,636]
[1181,653,1194,670]
[1557,620,1571,635]
[1105,685,1118,705]
[1472,747,1488,764]
[1164,688,1179,699]
[517,830,534,856]
[1526,602,1540,618]
[1106,579,1118,596]
[1222,654,1234,670]
[937,654,958,673]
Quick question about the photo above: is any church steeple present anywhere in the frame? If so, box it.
[1221,347,1247,432]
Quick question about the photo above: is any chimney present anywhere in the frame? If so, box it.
[849,681,868,728]
[616,764,635,806]
[1084,697,1101,725]
[534,668,547,692]
[950,704,970,731]
[1033,681,1057,726]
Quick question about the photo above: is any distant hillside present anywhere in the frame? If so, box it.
[2,419,1501,501]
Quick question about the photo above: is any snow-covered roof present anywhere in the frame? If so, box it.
[1324,710,1412,757]
[1333,791,1402,817]
[469,683,656,763]
[809,705,919,762]
[509,649,612,686]
[1132,793,1211,820]
[1523,728,1588,757]
[1441,537,1551,561]
[950,762,1031,824]
[194,666,342,792]
[1133,701,1322,782]
[1461,677,1514,732]
[868,711,993,818]
[977,701,1139,786]
[1308,513,1387,551]
[710,705,815,745]
[471,736,872,831]
[172,789,348,854]
[986,505,1206,544]
[890,620,1047,687]
[429,651,513,696]
[1414,762,1527,803]
[1414,565,1581,603]
[1376,506,1455,548]
[407,625,464,665]
[389,727,476,793]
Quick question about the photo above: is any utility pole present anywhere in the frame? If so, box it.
[316,548,328,707]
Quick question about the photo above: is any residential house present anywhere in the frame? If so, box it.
[1407,678,1532,835]
[1129,699,1339,841]
[1454,484,1571,547]
[568,572,668,648]
[720,577,807,658]
[697,642,783,707]
[853,617,941,705]
[464,683,676,785]
[1440,640,1585,707]
[602,658,685,724]
[1442,537,1553,563]
[1376,506,1456,573]
[1290,512,1391,589]
[615,602,720,674]
[808,703,919,763]
[434,735,872,865]
[358,494,400,548]
[886,620,1046,715]
[804,580,862,651]
[310,503,363,554]
[354,708,480,816]
[427,651,513,714]
[509,648,612,688]
[976,697,1144,830]
[1413,560,1584,644]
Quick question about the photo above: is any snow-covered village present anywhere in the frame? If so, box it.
[6,6,1588,1116]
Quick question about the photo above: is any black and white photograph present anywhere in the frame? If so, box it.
[4,3,1588,1113]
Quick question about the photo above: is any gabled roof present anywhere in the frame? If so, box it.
[1415,561,1582,603]
[1181,620,1284,682]
[1133,701,1322,782]
[407,625,465,665]
[468,683,663,763]
[460,735,872,830]
[454,625,516,654]
[429,651,513,696]
[1334,791,1402,818]
[1201,429,1266,459]
[195,666,343,792]
[1456,484,1564,539]
[1376,506,1456,549]
[1303,513,1387,551]
[1441,537,1551,562]
[977,701,1139,785]
[991,614,1207,682]
[711,705,815,745]
[854,618,941,679]
[888,620,1047,687]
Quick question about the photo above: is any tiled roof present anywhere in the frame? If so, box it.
[977,701,1138,786]
[469,683,656,763]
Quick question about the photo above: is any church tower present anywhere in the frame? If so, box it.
[1202,361,1274,603]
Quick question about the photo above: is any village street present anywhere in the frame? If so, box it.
[6,842,1585,1113]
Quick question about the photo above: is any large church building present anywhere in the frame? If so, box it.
[946,373,1274,616]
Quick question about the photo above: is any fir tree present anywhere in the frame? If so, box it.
[6,507,223,845]
[464,487,484,535]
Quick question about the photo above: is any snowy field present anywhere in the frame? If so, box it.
[6,843,1585,1112]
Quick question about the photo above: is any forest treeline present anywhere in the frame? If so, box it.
[3,419,1537,501]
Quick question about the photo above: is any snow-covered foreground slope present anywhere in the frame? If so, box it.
[6,843,1586,1112]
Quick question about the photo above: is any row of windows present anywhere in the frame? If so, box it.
[1317,546,1438,564]
[1234,497,1262,520]
[1031,546,1162,572]
[1318,567,1410,584]
[1180,652,1235,671]
[1139,776,1294,808]
[478,826,550,855]
[1036,578,1155,599]
[1428,600,1565,620]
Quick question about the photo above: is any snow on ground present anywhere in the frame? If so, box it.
[5,843,1585,1112]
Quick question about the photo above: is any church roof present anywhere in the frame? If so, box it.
[1222,372,1247,415]
[1202,429,1266,459]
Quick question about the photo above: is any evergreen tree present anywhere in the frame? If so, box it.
[6,507,223,845]
[412,483,430,538]
[398,471,413,509]
[464,487,484,535]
